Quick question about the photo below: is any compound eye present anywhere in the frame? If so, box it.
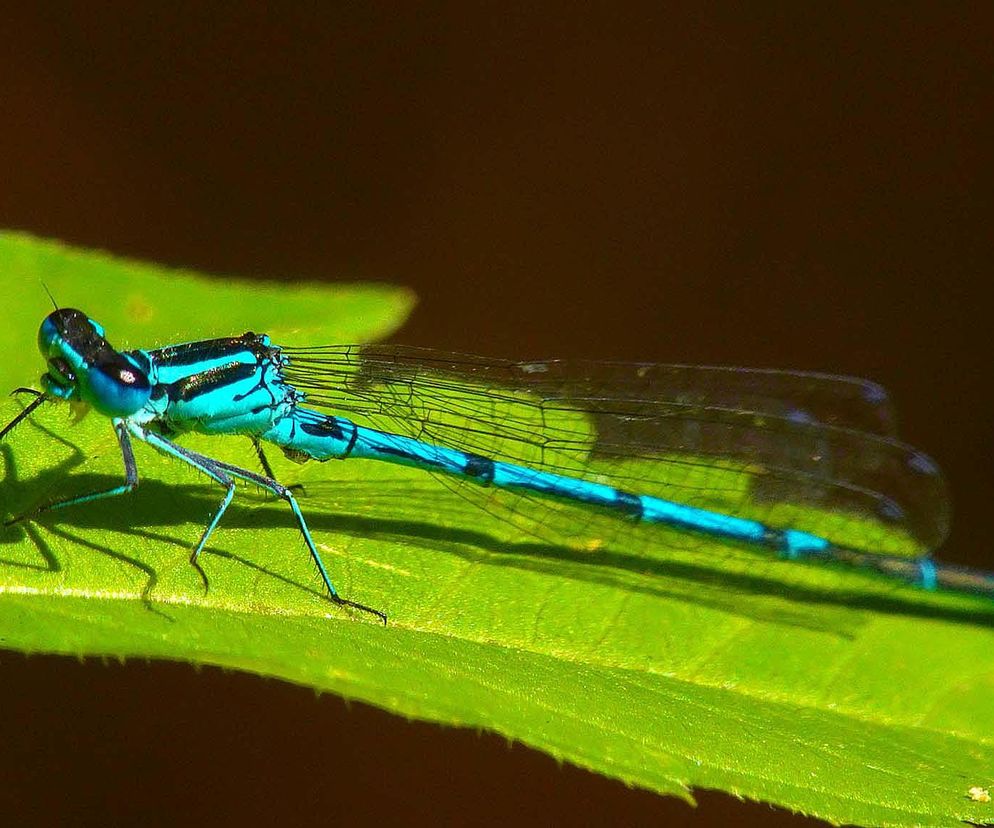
[86,354,153,417]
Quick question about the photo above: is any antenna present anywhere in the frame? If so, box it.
[41,281,59,310]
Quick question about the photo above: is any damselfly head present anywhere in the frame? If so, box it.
[37,309,152,417]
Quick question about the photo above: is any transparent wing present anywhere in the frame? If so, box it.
[281,345,949,557]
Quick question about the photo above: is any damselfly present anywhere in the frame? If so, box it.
[2,307,992,622]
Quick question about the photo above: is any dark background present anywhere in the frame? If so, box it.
[2,5,992,826]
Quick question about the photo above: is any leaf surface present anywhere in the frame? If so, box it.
[1,231,992,827]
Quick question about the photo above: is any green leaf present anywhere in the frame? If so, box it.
[1,231,992,827]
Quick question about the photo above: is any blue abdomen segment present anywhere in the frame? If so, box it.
[265,408,837,557]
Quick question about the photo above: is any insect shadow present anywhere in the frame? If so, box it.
[3,444,992,633]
